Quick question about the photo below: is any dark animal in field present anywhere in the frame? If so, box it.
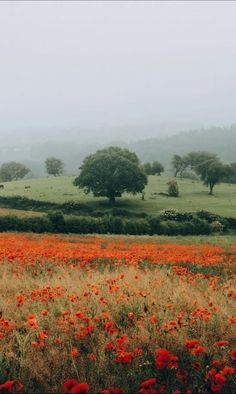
[0,184,4,189]
[25,185,31,189]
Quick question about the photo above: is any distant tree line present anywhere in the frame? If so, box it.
[0,157,64,182]
[1,146,236,201]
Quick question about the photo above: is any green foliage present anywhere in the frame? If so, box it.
[225,162,236,183]
[171,151,231,194]
[167,180,179,197]
[147,216,161,235]
[0,161,30,182]
[0,209,233,235]
[47,211,66,232]
[143,161,164,175]
[73,146,147,203]
[171,154,190,178]
[159,209,193,221]
[45,157,64,176]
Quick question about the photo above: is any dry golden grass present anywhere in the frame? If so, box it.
[0,207,43,217]
[0,255,235,393]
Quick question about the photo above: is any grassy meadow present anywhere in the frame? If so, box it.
[0,233,235,394]
[0,175,236,218]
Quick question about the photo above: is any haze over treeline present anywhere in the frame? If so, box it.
[1,126,236,177]
[0,2,236,177]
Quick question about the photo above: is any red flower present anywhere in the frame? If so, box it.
[211,384,222,393]
[214,374,226,385]
[71,348,79,358]
[0,380,15,392]
[185,339,200,349]
[221,366,235,375]
[116,350,133,363]
[139,389,158,394]
[101,388,123,394]
[230,348,236,361]
[71,383,89,394]
[156,348,178,369]
[140,378,157,388]
[214,340,229,347]
[63,379,79,393]
[191,346,206,355]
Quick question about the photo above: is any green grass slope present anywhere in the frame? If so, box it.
[0,175,235,218]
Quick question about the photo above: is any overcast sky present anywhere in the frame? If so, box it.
[0,1,236,134]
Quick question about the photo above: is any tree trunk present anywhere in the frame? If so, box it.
[109,195,115,204]
[209,184,214,195]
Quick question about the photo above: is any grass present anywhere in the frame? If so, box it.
[0,207,43,217]
[0,175,236,218]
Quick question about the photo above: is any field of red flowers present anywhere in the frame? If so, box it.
[0,233,235,394]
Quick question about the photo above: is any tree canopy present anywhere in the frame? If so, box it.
[0,162,30,182]
[73,146,147,203]
[194,158,230,195]
[45,157,64,176]
[143,161,164,176]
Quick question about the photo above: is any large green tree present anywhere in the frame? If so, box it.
[73,147,147,203]
[0,161,30,182]
[45,157,64,176]
[194,157,229,195]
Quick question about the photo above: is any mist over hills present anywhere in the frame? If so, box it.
[0,122,199,146]
[0,125,235,177]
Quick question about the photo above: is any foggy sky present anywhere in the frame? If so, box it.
[0,1,236,135]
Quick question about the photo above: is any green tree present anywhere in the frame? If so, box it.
[0,161,30,182]
[142,162,152,175]
[73,146,147,203]
[151,161,164,176]
[187,151,218,170]
[223,162,236,183]
[194,158,228,195]
[171,155,188,178]
[45,157,64,176]
[143,161,164,176]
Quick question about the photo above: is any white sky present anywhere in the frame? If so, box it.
[0,1,236,132]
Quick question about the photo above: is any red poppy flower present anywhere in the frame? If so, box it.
[70,383,89,394]
[63,379,78,393]
[140,378,157,388]
[191,346,206,355]
[230,348,236,361]
[185,339,200,349]
[0,380,15,392]
[101,388,124,394]
[214,340,229,347]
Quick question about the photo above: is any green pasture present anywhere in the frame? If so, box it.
[0,175,235,218]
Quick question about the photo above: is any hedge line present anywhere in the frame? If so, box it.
[0,196,147,218]
[0,210,233,235]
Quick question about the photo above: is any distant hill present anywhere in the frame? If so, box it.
[0,125,235,176]
[127,125,236,168]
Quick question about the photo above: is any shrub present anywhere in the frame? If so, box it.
[47,211,66,232]
[192,218,212,235]
[147,216,161,235]
[102,215,124,234]
[123,219,150,235]
[159,209,193,222]
[210,220,225,233]
[65,217,98,234]
[167,180,179,197]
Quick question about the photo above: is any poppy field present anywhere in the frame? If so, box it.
[0,233,235,394]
